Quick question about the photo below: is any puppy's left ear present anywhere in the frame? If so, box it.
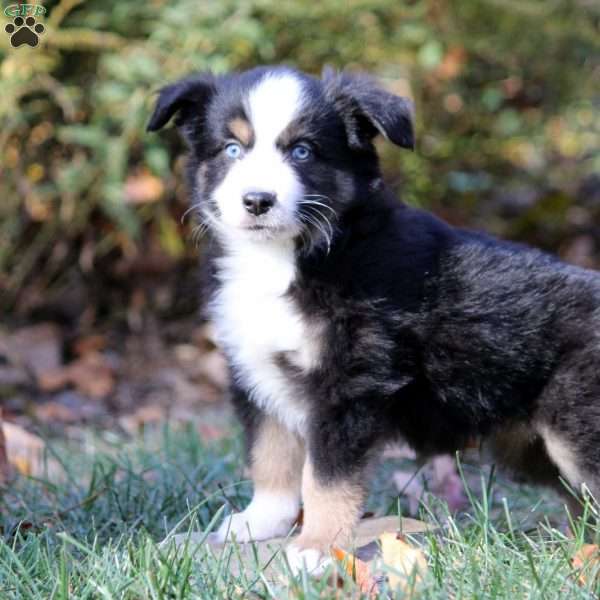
[147,73,216,146]
[322,67,415,151]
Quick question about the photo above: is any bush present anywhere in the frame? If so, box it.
[1,0,598,321]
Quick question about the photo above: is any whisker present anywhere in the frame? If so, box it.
[298,225,315,253]
[201,210,227,237]
[301,204,335,239]
[181,203,201,225]
[299,198,337,214]
[305,209,333,241]
[299,211,332,254]
[190,222,208,246]
[187,206,227,246]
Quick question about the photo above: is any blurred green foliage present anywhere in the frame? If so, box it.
[1,0,599,322]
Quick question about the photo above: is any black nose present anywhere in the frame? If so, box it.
[242,191,276,216]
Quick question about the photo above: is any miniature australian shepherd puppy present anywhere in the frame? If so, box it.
[148,65,600,572]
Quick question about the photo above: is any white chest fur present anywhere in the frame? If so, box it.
[210,238,319,434]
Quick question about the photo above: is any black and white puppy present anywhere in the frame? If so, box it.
[148,65,600,571]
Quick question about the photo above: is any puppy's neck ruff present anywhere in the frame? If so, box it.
[211,237,316,434]
[217,235,297,293]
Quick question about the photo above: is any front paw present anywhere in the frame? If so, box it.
[210,492,300,544]
[208,511,256,544]
[285,539,332,575]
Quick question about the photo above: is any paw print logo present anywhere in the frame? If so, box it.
[5,16,45,48]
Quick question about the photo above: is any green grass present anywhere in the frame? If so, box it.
[0,424,599,599]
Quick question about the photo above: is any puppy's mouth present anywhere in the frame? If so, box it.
[237,217,296,235]
[235,219,302,241]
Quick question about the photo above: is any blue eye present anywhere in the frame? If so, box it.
[291,144,312,161]
[225,142,243,159]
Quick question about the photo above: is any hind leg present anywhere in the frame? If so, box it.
[488,423,597,530]
[537,424,600,520]
[535,348,600,518]
[488,424,590,518]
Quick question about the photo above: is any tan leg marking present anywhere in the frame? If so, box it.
[538,425,584,489]
[295,459,364,552]
[251,415,305,494]
[228,117,254,146]
[212,416,304,543]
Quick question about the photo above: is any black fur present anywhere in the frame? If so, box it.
[148,65,600,509]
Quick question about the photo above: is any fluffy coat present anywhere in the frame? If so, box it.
[148,65,600,571]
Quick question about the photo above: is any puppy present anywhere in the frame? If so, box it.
[148,65,600,572]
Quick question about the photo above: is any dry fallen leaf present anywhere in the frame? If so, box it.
[571,544,600,587]
[38,352,115,398]
[380,532,428,592]
[331,545,378,598]
[329,525,429,596]
[2,421,45,477]
[170,515,429,585]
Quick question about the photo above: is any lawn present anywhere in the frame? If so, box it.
[1,424,598,599]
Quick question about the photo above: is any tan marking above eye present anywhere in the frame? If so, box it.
[228,117,254,146]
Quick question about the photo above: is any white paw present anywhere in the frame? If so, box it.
[210,492,299,544]
[285,544,332,576]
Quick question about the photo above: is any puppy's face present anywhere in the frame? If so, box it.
[148,66,414,251]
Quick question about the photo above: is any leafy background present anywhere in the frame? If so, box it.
[1,0,599,327]
[0,5,599,595]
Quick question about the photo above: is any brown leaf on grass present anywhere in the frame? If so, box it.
[2,421,45,477]
[331,545,379,598]
[571,544,600,587]
[185,516,430,585]
[380,532,428,592]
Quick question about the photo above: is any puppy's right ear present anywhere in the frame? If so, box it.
[147,74,216,145]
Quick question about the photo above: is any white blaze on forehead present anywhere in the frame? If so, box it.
[212,71,306,233]
[247,72,305,146]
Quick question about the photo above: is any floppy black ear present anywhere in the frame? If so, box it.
[322,67,414,151]
[147,74,216,145]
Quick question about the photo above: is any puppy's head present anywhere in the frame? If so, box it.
[148,66,414,251]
